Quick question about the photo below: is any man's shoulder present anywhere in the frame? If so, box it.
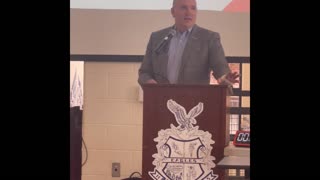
[194,25,220,37]
[148,26,174,41]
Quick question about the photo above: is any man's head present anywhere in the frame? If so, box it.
[171,0,197,32]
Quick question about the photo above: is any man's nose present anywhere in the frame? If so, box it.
[186,8,194,15]
[186,8,192,14]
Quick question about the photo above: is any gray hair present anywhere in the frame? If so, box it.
[173,0,197,6]
[173,0,177,6]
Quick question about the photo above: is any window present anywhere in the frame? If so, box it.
[210,58,250,140]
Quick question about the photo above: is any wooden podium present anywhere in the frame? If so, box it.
[142,84,230,180]
[70,107,82,180]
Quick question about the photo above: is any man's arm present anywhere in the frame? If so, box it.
[208,32,231,80]
[208,32,240,86]
[138,33,157,85]
[209,33,240,90]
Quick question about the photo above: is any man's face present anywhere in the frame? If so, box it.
[171,0,197,31]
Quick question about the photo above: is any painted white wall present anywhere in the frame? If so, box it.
[70,9,250,56]
[71,0,233,11]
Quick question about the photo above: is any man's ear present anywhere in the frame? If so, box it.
[171,8,175,17]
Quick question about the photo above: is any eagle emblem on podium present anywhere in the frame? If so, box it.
[149,99,218,180]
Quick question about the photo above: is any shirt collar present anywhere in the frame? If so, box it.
[174,25,194,34]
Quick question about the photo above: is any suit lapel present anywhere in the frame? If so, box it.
[177,25,200,82]
[158,27,174,79]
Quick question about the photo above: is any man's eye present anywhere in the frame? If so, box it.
[180,6,187,10]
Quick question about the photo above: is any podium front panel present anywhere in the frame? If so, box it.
[142,84,229,180]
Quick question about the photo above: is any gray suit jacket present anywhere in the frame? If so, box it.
[138,24,230,85]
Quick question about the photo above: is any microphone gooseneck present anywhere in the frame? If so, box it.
[155,29,176,54]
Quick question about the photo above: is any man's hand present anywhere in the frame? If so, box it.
[218,72,240,85]
[146,79,158,84]
[225,72,240,84]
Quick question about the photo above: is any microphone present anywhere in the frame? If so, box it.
[155,29,176,54]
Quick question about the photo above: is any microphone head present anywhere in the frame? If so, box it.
[155,29,177,54]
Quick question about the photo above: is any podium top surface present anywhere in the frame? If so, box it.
[142,84,229,88]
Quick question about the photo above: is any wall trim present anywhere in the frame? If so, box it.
[70,54,250,63]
